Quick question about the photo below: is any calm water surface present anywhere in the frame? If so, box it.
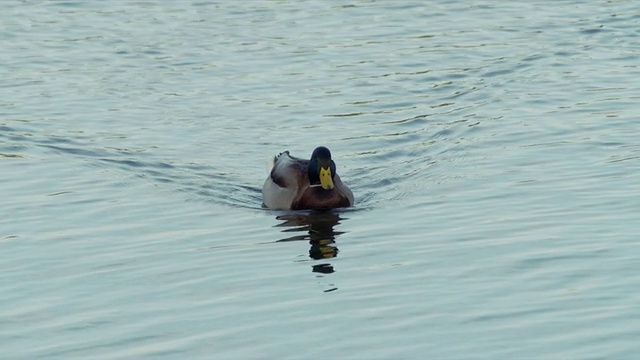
[2,1,640,359]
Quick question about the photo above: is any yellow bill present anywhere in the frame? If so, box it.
[319,167,335,190]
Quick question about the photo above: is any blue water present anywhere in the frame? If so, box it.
[2,1,640,359]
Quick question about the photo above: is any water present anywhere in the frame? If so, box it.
[2,1,640,358]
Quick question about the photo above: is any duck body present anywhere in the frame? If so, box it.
[262,147,354,210]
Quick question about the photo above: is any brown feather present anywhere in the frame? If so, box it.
[292,186,351,210]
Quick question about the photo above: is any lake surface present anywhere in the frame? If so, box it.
[2,1,640,358]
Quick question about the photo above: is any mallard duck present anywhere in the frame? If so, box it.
[262,146,354,210]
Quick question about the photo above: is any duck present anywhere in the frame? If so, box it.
[262,146,354,210]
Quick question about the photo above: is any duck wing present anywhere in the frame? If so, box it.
[269,151,309,189]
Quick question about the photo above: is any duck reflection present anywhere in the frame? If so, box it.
[274,211,345,274]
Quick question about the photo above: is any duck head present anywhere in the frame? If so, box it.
[308,146,336,190]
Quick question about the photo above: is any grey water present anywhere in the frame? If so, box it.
[2,1,640,359]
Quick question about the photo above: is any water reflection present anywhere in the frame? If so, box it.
[274,211,345,276]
